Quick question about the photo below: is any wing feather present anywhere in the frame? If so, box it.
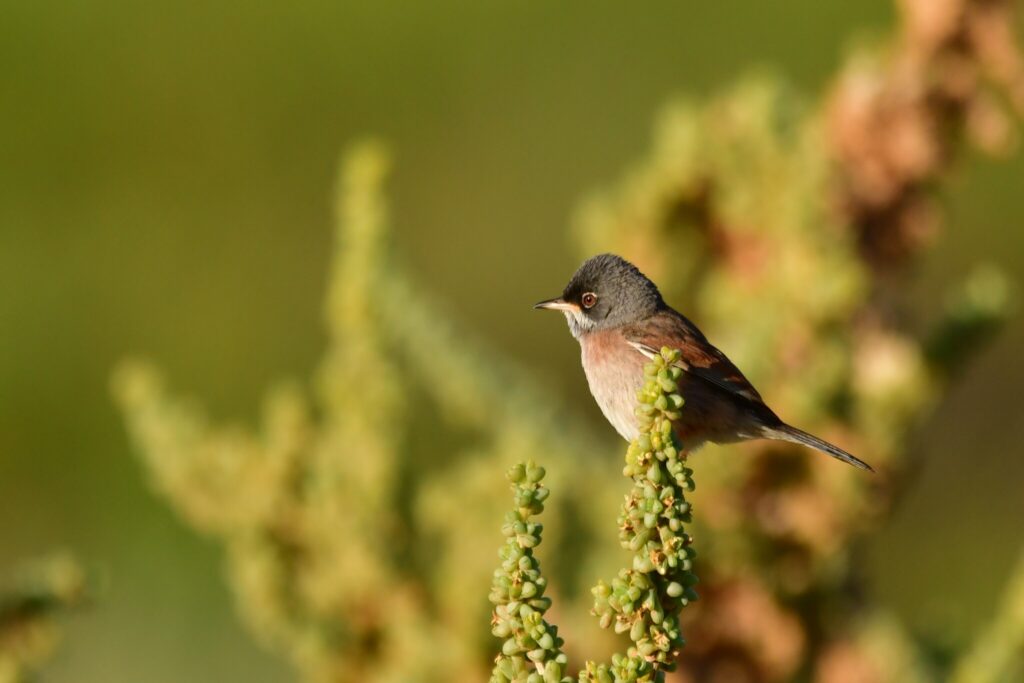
[624,311,764,404]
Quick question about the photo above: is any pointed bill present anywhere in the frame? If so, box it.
[533,298,579,312]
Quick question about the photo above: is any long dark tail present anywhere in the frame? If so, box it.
[763,424,873,471]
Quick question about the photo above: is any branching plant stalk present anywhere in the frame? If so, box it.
[490,348,698,683]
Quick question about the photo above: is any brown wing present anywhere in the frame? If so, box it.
[623,309,765,405]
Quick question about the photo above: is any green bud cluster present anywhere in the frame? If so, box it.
[581,347,698,682]
[488,349,698,683]
[489,462,572,683]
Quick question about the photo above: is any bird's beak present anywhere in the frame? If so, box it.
[534,297,578,312]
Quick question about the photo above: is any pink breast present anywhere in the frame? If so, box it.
[580,330,645,441]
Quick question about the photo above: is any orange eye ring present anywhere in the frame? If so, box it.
[581,292,598,308]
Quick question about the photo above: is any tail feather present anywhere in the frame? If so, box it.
[764,425,874,472]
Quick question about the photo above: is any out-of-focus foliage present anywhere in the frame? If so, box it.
[114,143,624,683]
[950,552,1024,683]
[0,556,84,683]
[112,0,1024,681]
[569,3,1024,681]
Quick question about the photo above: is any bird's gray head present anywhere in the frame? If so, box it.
[534,254,664,338]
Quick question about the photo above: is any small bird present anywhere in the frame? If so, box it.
[535,253,872,471]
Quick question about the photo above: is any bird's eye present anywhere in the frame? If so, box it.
[581,292,598,309]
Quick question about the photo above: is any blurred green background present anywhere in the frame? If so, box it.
[2,2,1023,681]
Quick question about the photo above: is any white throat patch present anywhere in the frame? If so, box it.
[564,310,596,339]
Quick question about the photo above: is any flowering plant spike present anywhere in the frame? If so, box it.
[490,348,697,683]
[488,461,571,683]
